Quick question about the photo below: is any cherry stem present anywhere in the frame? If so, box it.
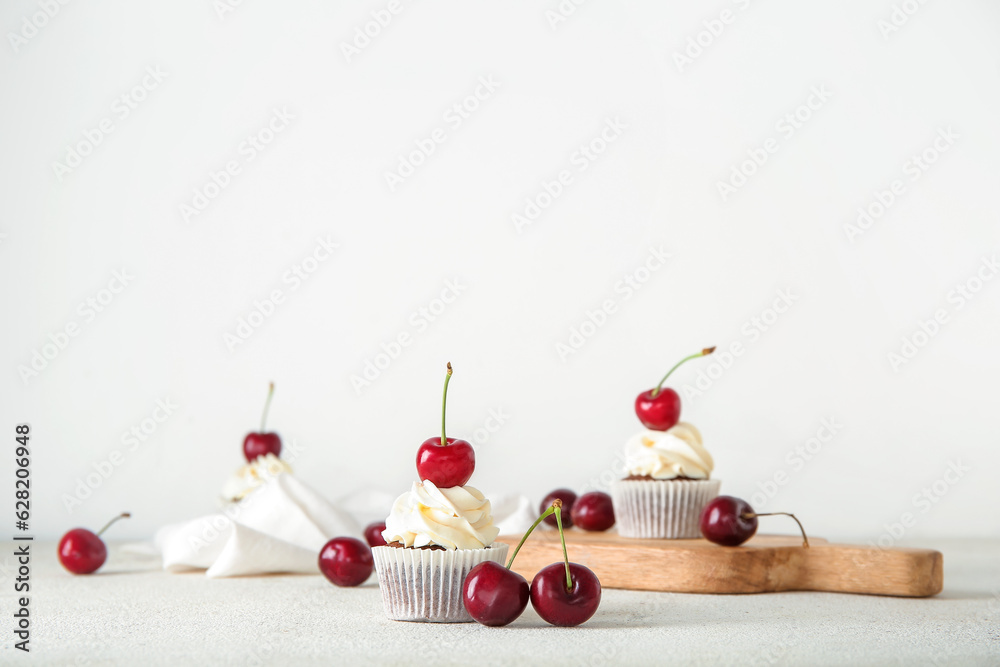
[96,512,131,537]
[554,503,572,591]
[440,362,453,446]
[743,511,810,548]
[260,382,275,432]
[651,347,716,397]
[505,499,561,570]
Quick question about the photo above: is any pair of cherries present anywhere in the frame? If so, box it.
[538,489,615,532]
[463,500,601,627]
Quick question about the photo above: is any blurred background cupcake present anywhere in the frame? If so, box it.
[611,422,721,538]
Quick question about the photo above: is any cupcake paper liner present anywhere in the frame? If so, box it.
[372,543,509,623]
[611,479,721,539]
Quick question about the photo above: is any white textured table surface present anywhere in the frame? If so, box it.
[2,539,998,666]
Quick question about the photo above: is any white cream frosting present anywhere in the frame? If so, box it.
[623,422,714,480]
[222,453,293,501]
[382,480,499,550]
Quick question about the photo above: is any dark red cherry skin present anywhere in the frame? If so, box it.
[530,562,601,627]
[318,537,374,587]
[700,495,758,546]
[416,437,475,488]
[570,492,615,532]
[58,529,107,574]
[634,387,681,431]
[243,432,282,462]
[540,489,577,527]
[363,522,387,548]
[463,561,530,626]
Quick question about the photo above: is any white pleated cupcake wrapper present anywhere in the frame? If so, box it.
[611,479,722,539]
[372,543,509,623]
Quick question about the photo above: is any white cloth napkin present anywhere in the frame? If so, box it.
[488,492,537,537]
[155,474,361,578]
[154,473,537,578]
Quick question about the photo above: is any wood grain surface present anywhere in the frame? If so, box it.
[497,531,943,597]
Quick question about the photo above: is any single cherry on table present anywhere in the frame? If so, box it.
[243,381,282,462]
[463,561,530,627]
[700,495,810,548]
[570,491,615,532]
[318,537,374,587]
[530,561,602,627]
[57,512,131,575]
[539,489,577,528]
[415,363,475,488]
[634,347,715,431]
[363,522,387,548]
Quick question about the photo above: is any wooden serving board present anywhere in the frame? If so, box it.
[497,531,942,597]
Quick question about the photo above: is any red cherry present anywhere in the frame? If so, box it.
[57,512,130,575]
[244,382,282,462]
[634,388,681,431]
[58,529,107,575]
[415,363,475,488]
[363,522,387,548]
[463,561,530,626]
[700,495,810,548]
[530,562,601,627]
[416,437,475,488]
[540,489,577,527]
[570,492,615,532]
[700,496,758,546]
[318,537,374,587]
[634,347,715,430]
[243,432,281,462]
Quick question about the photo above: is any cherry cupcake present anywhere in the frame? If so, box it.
[371,364,507,623]
[374,480,504,622]
[612,349,721,539]
[611,423,720,538]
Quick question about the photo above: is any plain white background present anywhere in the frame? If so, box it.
[1,0,997,542]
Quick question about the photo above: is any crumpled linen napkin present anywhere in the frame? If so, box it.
[156,473,361,578]
[154,473,537,578]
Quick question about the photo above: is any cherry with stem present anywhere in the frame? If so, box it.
[518,501,602,627]
[634,347,715,431]
[700,495,810,548]
[416,363,475,488]
[58,512,131,575]
[243,382,282,462]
